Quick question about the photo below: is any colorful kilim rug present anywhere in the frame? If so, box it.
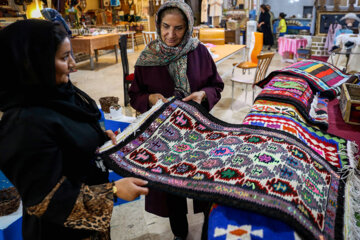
[242,112,358,169]
[257,60,358,99]
[99,98,359,240]
[251,99,307,123]
[255,75,329,130]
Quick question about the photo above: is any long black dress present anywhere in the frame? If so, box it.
[0,20,114,240]
[258,11,274,46]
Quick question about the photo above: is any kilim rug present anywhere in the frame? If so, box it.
[99,98,360,240]
[251,99,307,123]
[255,75,329,130]
[242,112,358,169]
[256,60,358,99]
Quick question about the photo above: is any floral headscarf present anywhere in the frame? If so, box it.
[135,0,200,97]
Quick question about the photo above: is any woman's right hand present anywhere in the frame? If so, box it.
[114,177,149,201]
[149,93,168,107]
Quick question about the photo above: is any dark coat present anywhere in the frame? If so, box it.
[0,20,109,240]
[259,11,274,46]
[129,43,224,217]
[0,104,108,239]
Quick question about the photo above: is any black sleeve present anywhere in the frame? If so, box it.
[0,111,113,230]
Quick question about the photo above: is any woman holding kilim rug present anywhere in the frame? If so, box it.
[0,19,148,240]
[129,1,224,239]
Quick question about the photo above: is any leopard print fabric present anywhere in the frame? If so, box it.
[27,176,66,217]
[64,182,114,232]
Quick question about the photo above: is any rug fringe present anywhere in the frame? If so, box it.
[338,141,359,169]
[309,94,328,123]
[343,167,360,240]
[309,94,319,120]
[99,99,167,153]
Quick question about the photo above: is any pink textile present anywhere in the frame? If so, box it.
[278,37,308,58]
[325,23,342,53]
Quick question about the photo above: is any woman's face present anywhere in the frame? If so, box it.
[55,37,76,85]
[160,12,187,47]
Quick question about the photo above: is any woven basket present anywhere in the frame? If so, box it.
[0,187,20,216]
[99,96,119,113]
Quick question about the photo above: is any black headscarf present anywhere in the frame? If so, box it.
[0,19,101,123]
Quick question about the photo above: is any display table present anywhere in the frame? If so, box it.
[0,205,22,240]
[278,37,308,63]
[71,33,120,70]
[211,44,246,65]
[0,171,22,240]
[118,31,136,53]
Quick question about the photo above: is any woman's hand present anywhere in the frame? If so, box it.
[182,91,206,104]
[114,177,149,201]
[105,130,117,145]
[149,93,168,107]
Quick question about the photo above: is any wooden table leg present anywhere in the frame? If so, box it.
[95,50,99,62]
[115,45,118,63]
[131,33,135,52]
[90,55,94,70]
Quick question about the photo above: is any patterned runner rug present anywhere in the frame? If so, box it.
[257,60,358,99]
[99,98,360,240]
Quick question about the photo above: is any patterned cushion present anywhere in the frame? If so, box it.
[257,60,358,99]
[99,98,360,240]
[255,75,329,130]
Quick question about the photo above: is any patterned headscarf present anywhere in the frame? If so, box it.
[135,0,199,97]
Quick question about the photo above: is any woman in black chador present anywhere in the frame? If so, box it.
[0,19,149,240]
[258,4,274,50]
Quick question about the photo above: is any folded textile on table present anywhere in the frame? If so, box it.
[256,60,358,99]
[243,111,357,169]
[99,98,360,240]
[250,99,306,124]
[255,75,329,130]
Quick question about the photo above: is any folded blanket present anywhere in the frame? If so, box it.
[257,60,358,99]
[255,75,329,130]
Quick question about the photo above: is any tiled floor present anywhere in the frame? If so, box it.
[71,44,290,240]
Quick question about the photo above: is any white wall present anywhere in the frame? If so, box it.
[262,0,315,19]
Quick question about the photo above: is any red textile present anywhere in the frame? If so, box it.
[327,98,360,146]
[310,56,329,62]
[125,73,134,81]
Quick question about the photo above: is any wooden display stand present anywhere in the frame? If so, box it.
[340,83,360,125]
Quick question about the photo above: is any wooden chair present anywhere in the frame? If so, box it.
[231,52,275,107]
[119,35,134,106]
[232,32,263,74]
[192,28,199,38]
[142,31,157,45]
[199,28,225,45]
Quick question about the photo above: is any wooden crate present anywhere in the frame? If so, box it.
[339,83,360,125]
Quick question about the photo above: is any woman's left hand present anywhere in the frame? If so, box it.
[105,130,117,145]
[182,91,206,104]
